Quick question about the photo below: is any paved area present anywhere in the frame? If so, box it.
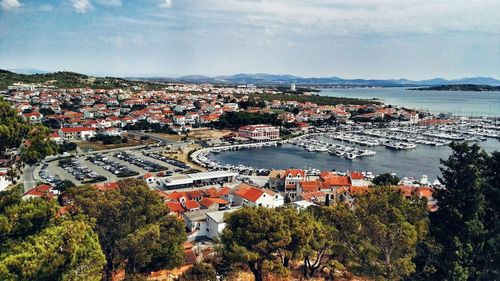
[22,165,36,192]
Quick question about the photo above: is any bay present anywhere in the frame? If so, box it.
[319,87,500,117]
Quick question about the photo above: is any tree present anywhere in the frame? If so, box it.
[54,179,76,193]
[277,207,335,278]
[482,151,500,279]
[426,142,497,280]
[220,207,291,281]
[372,173,400,186]
[177,263,217,281]
[0,190,105,281]
[354,186,428,280]
[20,125,57,164]
[67,179,186,280]
[0,219,106,281]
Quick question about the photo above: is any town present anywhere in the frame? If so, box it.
[0,73,499,281]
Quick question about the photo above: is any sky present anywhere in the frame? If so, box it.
[1,0,499,79]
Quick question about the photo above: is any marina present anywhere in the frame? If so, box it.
[193,118,500,179]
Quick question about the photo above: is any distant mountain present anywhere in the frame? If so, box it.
[157,74,500,86]
[3,69,499,88]
[410,84,500,92]
[7,68,50,74]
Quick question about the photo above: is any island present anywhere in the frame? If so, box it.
[409,84,500,92]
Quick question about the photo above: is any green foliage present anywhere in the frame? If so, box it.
[372,173,400,186]
[0,98,56,163]
[20,125,57,164]
[54,179,76,193]
[215,111,281,129]
[424,142,499,280]
[177,263,217,281]
[0,69,163,90]
[91,133,124,145]
[220,207,291,281]
[0,190,105,281]
[67,178,186,280]
[248,92,378,106]
[354,186,428,280]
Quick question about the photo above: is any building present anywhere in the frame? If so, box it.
[238,124,280,140]
[232,184,284,208]
[161,171,238,190]
[58,127,96,140]
[206,208,239,240]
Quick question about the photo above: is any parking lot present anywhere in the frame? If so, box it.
[113,151,167,172]
[58,158,106,184]
[36,148,193,186]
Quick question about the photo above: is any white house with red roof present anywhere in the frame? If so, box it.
[349,171,368,186]
[22,184,55,200]
[58,127,96,140]
[238,124,280,140]
[232,183,284,208]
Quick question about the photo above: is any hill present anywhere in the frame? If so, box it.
[138,73,500,86]
[410,84,500,92]
[0,69,164,90]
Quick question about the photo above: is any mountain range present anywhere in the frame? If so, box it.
[6,68,500,86]
[129,73,500,86]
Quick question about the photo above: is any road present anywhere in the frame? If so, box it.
[22,165,36,192]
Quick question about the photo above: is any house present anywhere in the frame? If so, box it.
[238,124,280,140]
[22,111,42,123]
[166,202,185,217]
[268,169,307,196]
[232,184,284,208]
[183,209,210,241]
[143,173,157,187]
[349,171,367,187]
[283,169,307,192]
[199,197,229,211]
[206,208,239,240]
[182,200,201,212]
[23,184,55,200]
[58,127,96,140]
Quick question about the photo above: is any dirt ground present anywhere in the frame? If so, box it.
[159,143,206,172]
[187,129,234,140]
[77,137,157,151]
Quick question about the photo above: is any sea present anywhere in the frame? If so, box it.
[208,88,500,179]
[320,87,500,116]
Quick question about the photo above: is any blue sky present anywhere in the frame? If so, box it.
[1,0,499,79]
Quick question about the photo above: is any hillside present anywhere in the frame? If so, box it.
[410,84,500,92]
[0,69,164,90]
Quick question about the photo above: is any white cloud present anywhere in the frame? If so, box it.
[189,0,500,36]
[96,0,121,6]
[72,0,92,13]
[159,0,172,9]
[1,0,21,11]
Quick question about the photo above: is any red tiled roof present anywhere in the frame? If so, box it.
[60,127,96,133]
[23,184,53,197]
[184,200,200,210]
[300,181,321,192]
[349,172,364,180]
[217,187,231,197]
[234,184,264,203]
[285,169,305,178]
[93,182,119,191]
[187,190,203,199]
[167,202,185,213]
